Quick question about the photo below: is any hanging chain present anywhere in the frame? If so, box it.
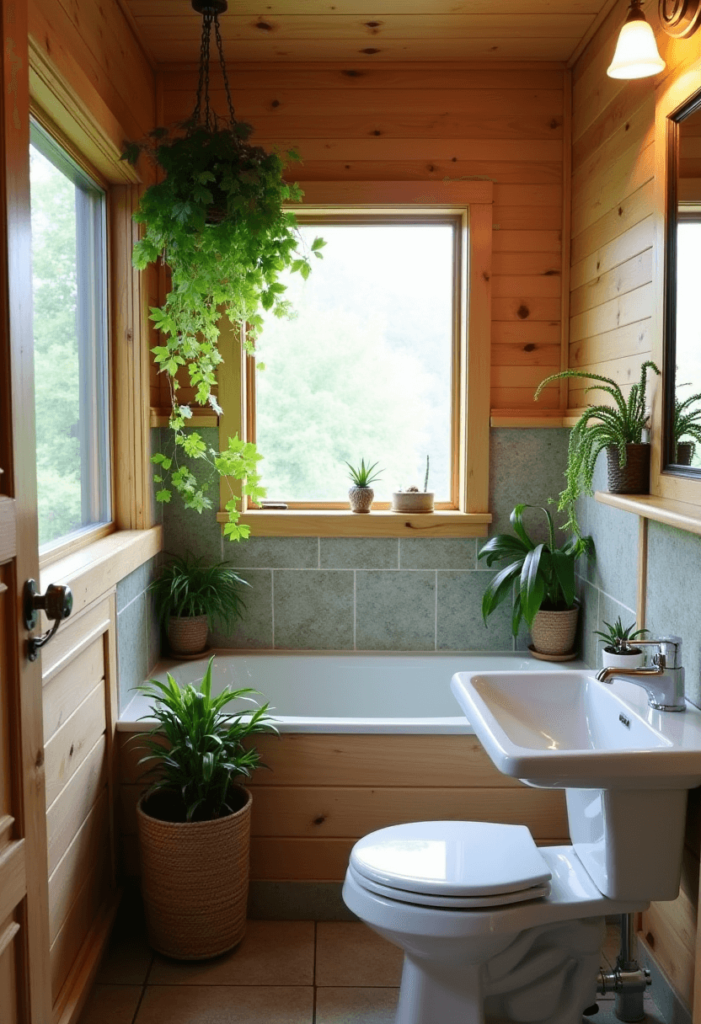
[190,8,236,131]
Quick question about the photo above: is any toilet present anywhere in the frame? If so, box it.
[343,809,669,1024]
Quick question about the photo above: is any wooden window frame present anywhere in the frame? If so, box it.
[215,181,494,538]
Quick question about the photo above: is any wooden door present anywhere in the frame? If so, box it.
[0,0,53,1020]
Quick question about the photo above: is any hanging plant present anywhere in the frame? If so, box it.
[122,2,324,541]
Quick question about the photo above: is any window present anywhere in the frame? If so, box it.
[30,122,110,552]
[253,216,458,506]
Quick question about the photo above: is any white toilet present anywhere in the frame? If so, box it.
[342,792,685,1024]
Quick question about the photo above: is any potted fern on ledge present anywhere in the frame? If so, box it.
[534,360,660,535]
[134,657,276,959]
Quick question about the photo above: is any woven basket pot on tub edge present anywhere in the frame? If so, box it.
[137,787,251,960]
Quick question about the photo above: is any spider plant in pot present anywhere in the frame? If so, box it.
[479,504,592,659]
[392,455,434,513]
[534,360,660,536]
[673,389,701,465]
[346,459,382,513]
[594,616,648,670]
[149,553,249,656]
[133,656,277,959]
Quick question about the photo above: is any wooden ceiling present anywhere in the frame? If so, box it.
[124,0,616,66]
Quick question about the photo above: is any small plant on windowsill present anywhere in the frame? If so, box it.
[391,455,434,513]
[346,459,382,513]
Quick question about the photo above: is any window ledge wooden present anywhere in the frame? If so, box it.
[215,509,491,538]
[595,491,701,537]
[39,526,163,617]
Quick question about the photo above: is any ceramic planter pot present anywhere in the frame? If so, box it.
[137,787,252,960]
[391,491,435,513]
[601,646,645,670]
[606,443,650,494]
[530,605,579,657]
[167,614,208,655]
[349,486,374,513]
[675,441,695,466]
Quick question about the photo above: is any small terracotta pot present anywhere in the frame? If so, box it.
[167,615,209,655]
[530,605,579,657]
[601,646,645,670]
[391,491,435,513]
[606,443,650,494]
[349,486,374,513]
[675,441,695,466]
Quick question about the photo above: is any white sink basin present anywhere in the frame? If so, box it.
[451,670,701,789]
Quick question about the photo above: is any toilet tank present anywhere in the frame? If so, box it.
[566,788,687,902]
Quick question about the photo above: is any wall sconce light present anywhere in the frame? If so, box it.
[607,1,666,78]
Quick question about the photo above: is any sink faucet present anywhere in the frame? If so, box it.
[595,636,686,711]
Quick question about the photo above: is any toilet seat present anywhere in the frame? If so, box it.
[350,821,552,905]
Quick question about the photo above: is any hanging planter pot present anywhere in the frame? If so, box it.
[606,443,651,494]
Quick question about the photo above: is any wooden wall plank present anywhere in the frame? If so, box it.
[44,683,106,810]
[43,639,105,743]
[46,735,107,876]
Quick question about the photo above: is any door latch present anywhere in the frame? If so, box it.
[23,580,73,661]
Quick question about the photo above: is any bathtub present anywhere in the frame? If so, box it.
[117,650,586,734]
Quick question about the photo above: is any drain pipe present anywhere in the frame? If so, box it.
[596,914,651,1022]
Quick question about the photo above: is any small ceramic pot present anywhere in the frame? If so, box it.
[530,605,579,657]
[167,614,209,655]
[349,486,374,513]
[391,491,435,513]
[606,443,651,494]
[601,646,645,670]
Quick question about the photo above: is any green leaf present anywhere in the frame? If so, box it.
[520,544,546,628]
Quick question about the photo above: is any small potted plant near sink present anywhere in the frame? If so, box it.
[594,617,648,669]
[392,455,434,513]
[346,458,382,513]
[479,504,592,659]
[134,656,276,959]
[150,553,249,656]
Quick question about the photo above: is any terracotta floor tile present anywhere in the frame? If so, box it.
[78,984,143,1024]
[315,922,403,988]
[148,921,314,986]
[315,986,399,1023]
[97,924,154,986]
[134,985,313,1023]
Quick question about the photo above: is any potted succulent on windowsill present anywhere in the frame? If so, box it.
[479,504,592,660]
[594,617,648,670]
[134,656,277,959]
[149,553,249,656]
[534,361,660,536]
[392,455,435,513]
[346,459,382,513]
[674,390,701,465]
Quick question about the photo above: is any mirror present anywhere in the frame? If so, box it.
[665,90,701,472]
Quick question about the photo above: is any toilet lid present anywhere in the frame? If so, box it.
[350,821,552,898]
[348,864,551,909]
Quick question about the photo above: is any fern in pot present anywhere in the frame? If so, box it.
[674,389,701,465]
[534,360,660,536]
[150,553,249,656]
[134,656,277,959]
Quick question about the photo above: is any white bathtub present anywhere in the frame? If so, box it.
[118,651,586,735]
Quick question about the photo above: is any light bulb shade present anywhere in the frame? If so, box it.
[607,15,666,78]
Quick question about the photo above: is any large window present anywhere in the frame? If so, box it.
[252,215,459,507]
[30,122,110,551]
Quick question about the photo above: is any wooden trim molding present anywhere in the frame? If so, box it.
[595,490,701,537]
[214,509,490,538]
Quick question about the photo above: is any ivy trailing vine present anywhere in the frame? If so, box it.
[122,122,324,541]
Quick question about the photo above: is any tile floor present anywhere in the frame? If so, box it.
[79,908,667,1024]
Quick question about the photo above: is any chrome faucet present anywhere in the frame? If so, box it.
[595,636,686,712]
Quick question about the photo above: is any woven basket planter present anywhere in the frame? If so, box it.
[675,441,695,466]
[137,787,251,960]
[606,443,650,494]
[348,486,374,513]
[167,614,208,655]
[531,606,579,657]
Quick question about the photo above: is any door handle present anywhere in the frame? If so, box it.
[23,580,73,662]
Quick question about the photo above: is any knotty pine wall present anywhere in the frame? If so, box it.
[157,63,569,417]
[570,2,701,1012]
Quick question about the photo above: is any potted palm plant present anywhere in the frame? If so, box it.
[346,458,382,513]
[534,361,660,536]
[149,553,249,656]
[134,656,276,959]
[594,617,648,669]
[479,504,592,659]
[674,390,701,465]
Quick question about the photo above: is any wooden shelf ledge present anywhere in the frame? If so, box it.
[595,491,701,537]
[215,509,492,538]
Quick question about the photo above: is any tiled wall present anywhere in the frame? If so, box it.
[155,427,571,655]
[116,557,160,710]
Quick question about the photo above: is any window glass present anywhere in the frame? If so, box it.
[255,220,456,504]
[675,218,701,467]
[30,123,110,549]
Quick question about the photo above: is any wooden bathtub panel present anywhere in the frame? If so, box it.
[118,731,521,789]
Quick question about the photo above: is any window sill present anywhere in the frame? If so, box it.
[39,526,163,616]
[595,491,701,537]
[215,509,491,538]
